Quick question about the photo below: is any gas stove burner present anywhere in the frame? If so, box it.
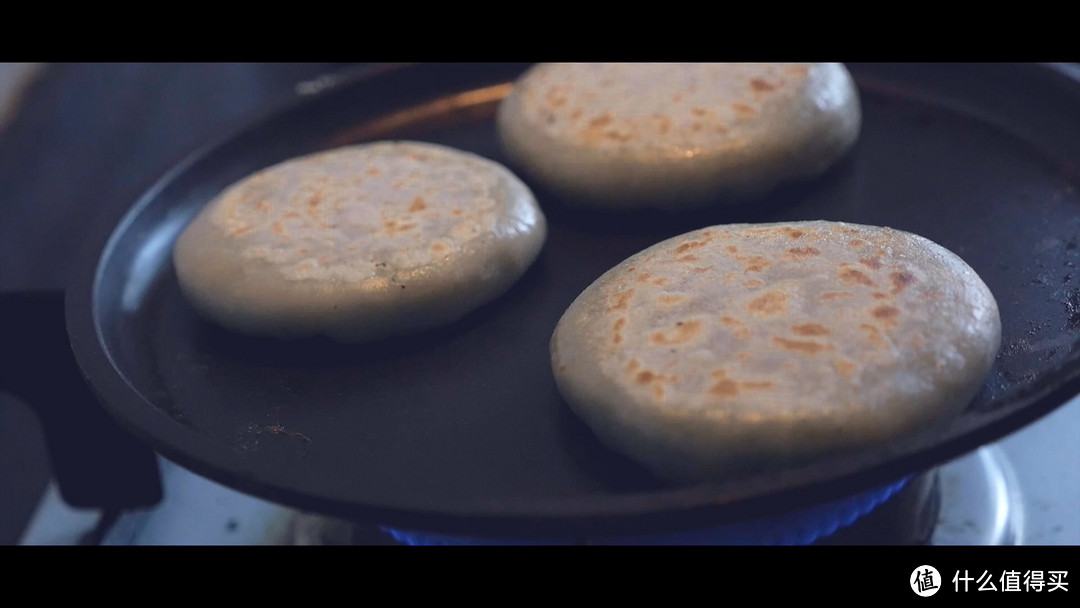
[930,445,1025,545]
[379,477,912,546]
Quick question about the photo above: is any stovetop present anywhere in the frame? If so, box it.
[17,392,1079,545]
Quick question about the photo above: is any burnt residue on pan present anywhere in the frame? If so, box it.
[232,423,313,456]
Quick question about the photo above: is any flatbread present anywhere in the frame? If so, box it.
[497,63,861,209]
[173,141,546,342]
[550,221,1000,484]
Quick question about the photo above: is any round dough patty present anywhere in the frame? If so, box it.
[497,63,861,209]
[550,221,1000,484]
[173,141,546,342]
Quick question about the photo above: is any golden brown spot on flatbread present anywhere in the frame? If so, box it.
[228,225,255,237]
[848,239,866,249]
[749,78,780,93]
[672,93,683,103]
[743,256,771,273]
[578,112,613,139]
[708,374,776,399]
[656,116,671,134]
[605,130,634,142]
[709,379,738,398]
[674,254,699,263]
[787,247,821,258]
[658,294,686,306]
[569,108,583,121]
[692,266,713,273]
[408,197,427,212]
[834,359,856,377]
[871,305,901,326]
[626,359,640,372]
[785,228,805,239]
[890,271,916,294]
[860,324,887,348]
[786,65,809,78]
[745,279,763,288]
[272,221,286,236]
[737,352,753,360]
[859,256,883,270]
[838,267,877,287]
[721,316,750,339]
[773,336,832,354]
[307,193,322,209]
[254,200,270,213]
[608,289,635,311]
[749,291,787,316]
[821,291,853,301]
[744,227,786,236]
[675,240,707,254]
[384,220,417,235]
[612,317,627,344]
[632,367,676,400]
[726,244,772,272]
[791,323,829,336]
[545,86,568,108]
[366,167,381,177]
[741,381,775,390]
[732,102,757,118]
[650,320,704,345]
[431,242,447,255]
[691,107,709,117]
[283,211,301,219]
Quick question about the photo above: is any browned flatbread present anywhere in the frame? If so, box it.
[550,221,1001,484]
[173,141,546,342]
[497,63,861,209]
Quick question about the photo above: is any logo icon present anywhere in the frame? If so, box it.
[912,565,942,597]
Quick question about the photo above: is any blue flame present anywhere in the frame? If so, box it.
[381,477,911,545]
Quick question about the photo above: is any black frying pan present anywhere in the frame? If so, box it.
[63,63,1080,538]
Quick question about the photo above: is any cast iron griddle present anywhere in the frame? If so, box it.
[67,63,1080,538]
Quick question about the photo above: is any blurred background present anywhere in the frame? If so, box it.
[1,63,1077,545]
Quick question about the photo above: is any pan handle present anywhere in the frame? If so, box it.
[0,290,162,510]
